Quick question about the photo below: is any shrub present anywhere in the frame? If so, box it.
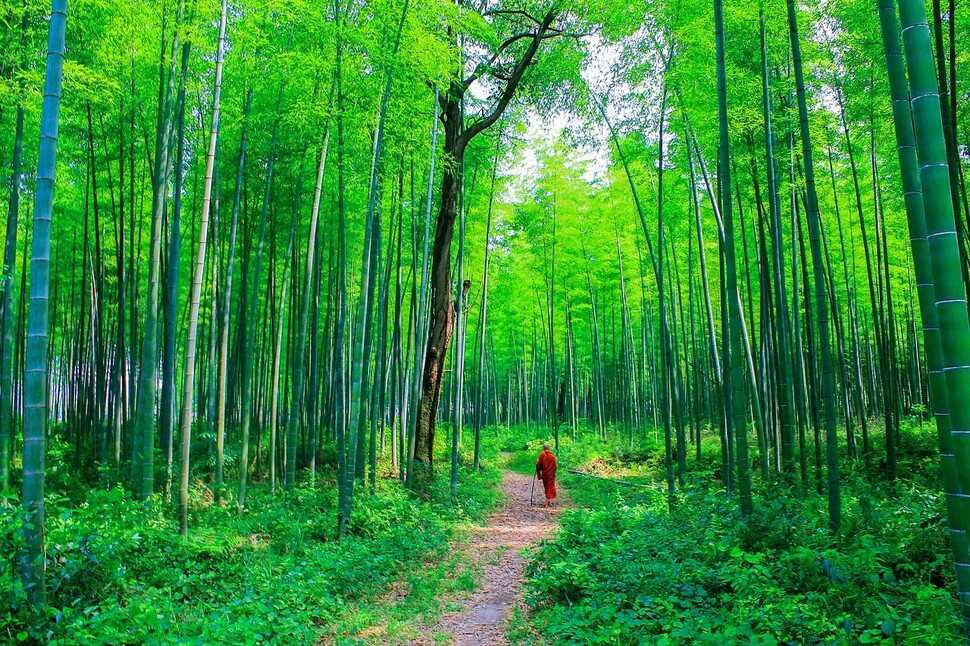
[0,445,502,643]
[523,425,963,645]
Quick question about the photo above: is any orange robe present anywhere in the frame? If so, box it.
[536,449,558,500]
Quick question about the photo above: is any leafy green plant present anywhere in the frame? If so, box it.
[521,427,963,644]
[0,445,502,643]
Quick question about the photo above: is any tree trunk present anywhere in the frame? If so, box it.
[787,0,841,532]
[414,120,460,468]
[898,0,970,625]
[214,86,251,505]
[413,9,558,471]
[21,0,68,609]
[0,103,25,501]
[237,80,283,512]
[177,0,227,535]
[134,10,180,501]
[162,35,191,502]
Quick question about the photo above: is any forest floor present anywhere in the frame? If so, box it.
[321,456,566,645]
[415,465,567,645]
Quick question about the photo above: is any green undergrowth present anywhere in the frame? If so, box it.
[506,422,963,645]
[324,437,511,645]
[0,431,503,644]
[324,528,481,644]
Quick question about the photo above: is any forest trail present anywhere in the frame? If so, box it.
[419,466,566,645]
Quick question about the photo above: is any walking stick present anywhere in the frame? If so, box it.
[530,475,536,507]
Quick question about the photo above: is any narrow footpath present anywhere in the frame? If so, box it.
[419,468,566,645]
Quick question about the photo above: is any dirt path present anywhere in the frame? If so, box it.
[420,468,566,645]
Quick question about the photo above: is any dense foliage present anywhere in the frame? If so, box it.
[2,0,970,639]
[516,425,962,644]
[1,437,500,642]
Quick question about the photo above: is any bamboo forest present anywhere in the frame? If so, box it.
[5,0,970,642]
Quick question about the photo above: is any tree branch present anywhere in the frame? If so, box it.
[483,9,541,23]
[463,31,538,90]
[458,8,560,150]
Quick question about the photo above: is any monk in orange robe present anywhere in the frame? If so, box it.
[535,443,558,507]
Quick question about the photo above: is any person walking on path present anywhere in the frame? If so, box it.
[535,443,558,508]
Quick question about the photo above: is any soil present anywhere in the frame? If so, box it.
[417,467,566,645]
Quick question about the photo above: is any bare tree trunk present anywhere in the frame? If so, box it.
[21,0,68,609]
[0,103,25,502]
[177,0,227,535]
[214,86,251,505]
[414,152,460,467]
[134,9,181,501]
[413,9,559,471]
